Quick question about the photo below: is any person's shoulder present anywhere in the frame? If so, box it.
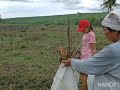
[104,41,120,53]
[88,31,95,37]
[105,41,120,57]
[109,41,120,49]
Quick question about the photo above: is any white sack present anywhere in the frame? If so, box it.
[51,63,78,90]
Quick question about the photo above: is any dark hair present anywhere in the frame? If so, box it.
[88,23,93,31]
[107,27,120,34]
[107,27,116,32]
[90,24,93,30]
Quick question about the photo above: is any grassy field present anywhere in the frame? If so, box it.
[0,13,107,26]
[0,24,111,90]
[0,13,111,90]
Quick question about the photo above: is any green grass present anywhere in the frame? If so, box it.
[0,13,107,26]
[0,24,111,90]
[0,11,110,90]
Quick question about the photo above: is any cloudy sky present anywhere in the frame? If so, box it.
[0,0,120,18]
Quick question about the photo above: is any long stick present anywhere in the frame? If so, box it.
[66,16,71,58]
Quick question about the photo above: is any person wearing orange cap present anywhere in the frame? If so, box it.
[77,19,97,90]
[78,19,97,59]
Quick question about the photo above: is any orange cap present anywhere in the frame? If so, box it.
[77,19,91,32]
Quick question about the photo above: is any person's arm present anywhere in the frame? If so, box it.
[70,46,114,75]
[89,32,97,55]
[90,43,96,55]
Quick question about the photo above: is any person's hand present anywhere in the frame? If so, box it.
[62,58,72,66]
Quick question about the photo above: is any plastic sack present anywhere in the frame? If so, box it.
[51,63,78,90]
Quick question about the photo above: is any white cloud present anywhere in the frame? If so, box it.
[0,1,14,9]
[0,0,120,18]
[0,0,31,2]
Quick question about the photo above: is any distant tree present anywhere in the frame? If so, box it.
[101,0,120,12]
[77,12,80,14]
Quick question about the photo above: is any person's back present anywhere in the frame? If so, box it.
[93,40,120,90]
[81,31,96,60]
[106,40,120,78]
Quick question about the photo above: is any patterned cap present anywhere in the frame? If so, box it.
[101,9,120,31]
